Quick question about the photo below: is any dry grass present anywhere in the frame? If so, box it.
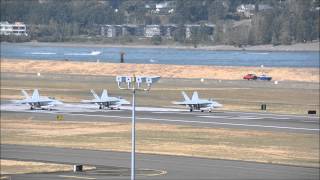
[1,70,319,115]
[0,159,95,176]
[1,118,319,167]
[1,59,319,82]
[0,159,72,175]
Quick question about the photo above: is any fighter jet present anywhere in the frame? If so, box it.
[173,91,223,112]
[15,89,63,110]
[81,89,130,110]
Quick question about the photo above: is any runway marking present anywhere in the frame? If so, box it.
[137,117,320,131]
[59,112,320,132]
[140,169,167,176]
[152,112,187,114]
[198,116,230,119]
[228,116,264,120]
[2,106,318,131]
[226,111,320,119]
[260,117,290,120]
[200,115,290,120]
[58,175,96,180]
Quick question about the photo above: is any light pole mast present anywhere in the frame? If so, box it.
[116,75,160,180]
[131,87,136,180]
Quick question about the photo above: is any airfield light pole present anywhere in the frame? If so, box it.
[116,75,160,180]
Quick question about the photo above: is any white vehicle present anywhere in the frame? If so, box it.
[173,91,223,112]
[15,89,63,110]
[82,89,130,110]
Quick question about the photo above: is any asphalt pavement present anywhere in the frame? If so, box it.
[1,104,319,179]
[2,144,319,180]
[1,103,319,133]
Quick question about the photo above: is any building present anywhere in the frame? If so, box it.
[185,24,200,39]
[101,24,145,37]
[100,23,214,40]
[160,24,177,39]
[101,25,122,37]
[236,4,273,18]
[145,25,160,37]
[0,21,28,36]
[146,1,175,15]
[236,4,255,18]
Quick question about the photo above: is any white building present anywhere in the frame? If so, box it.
[145,25,160,37]
[237,4,272,18]
[0,21,28,36]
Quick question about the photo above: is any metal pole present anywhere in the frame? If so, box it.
[131,88,136,180]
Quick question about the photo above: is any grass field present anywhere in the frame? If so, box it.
[1,72,319,115]
[0,159,95,177]
[1,64,319,172]
[1,115,319,168]
[1,159,72,175]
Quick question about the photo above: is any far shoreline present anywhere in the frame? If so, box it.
[1,41,319,52]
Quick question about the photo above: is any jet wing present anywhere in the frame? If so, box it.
[81,99,103,104]
[172,101,192,105]
[81,99,119,104]
[15,99,53,104]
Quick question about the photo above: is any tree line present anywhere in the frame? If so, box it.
[1,0,319,46]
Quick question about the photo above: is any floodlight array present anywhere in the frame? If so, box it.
[115,75,160,180]
[116,75,160,91]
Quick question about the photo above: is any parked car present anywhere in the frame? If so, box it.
[258,74,272,81]
[243,74,258,80]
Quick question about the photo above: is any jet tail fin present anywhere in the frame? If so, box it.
[31,89,40,100]
[182,91,190,101]
[100,89,109,101]
[191,91,199,101]
[21,90,30,99]
[90,89,100,100]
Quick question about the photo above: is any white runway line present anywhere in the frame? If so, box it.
[200,115,284,120]
[54,112,319,132]
[137,117,320,131]
[198,116,231,119]
[226,111,320,119]
[1,103,319,132]
[229,116,265,120]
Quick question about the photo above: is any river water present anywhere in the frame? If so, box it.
[1,43,319,68]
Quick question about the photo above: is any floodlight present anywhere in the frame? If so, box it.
[116,76,126,83]
[115,75,160,180]
[136,76,144,83]
[126,77,132,83]
[146,76,160,86]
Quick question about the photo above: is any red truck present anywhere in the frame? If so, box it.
[243,74,258,80]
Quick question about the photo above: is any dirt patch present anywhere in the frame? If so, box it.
[1,59,319,82]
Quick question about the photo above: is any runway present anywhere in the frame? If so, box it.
[1,103,319,133]
[1,103,320,179]
[2,144,319,180]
